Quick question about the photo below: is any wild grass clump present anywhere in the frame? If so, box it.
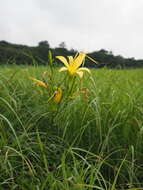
[0,53,143,189]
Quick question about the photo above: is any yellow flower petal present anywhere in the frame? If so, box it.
[68,56,74,66]
[74,52,78,59]
[57,52,91,78]
[56,56,69,67]
[76,71,83,78]
[77,67,91,74]
[68,56,74,62]
[29,77,48,88]
[59,67,68,72]
[74,52,86,69]
[54,88,62,103]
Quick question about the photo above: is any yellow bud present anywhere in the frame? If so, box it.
[53,88,62,103]
[29,77,48,88]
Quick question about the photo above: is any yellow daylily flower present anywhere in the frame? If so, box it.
[29,77,48,88]
[56,52,91,78]
[53,88,62,103]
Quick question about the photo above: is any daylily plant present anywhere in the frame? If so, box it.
[29,51,97,105]
[56,52,91,78]
[29,77,62,103]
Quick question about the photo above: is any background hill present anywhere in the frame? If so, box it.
[0,40,143,68]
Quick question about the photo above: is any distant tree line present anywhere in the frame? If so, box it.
[0,40,143,68]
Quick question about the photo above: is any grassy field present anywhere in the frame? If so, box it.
[0,64,143,190]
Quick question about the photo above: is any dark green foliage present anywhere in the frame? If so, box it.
[0,40,143,68]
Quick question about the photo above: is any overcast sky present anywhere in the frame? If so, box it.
[1,0,143,59]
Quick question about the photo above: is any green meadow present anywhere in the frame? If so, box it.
[0,64,143,190]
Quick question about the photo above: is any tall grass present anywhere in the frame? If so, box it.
[0,64,143,189]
